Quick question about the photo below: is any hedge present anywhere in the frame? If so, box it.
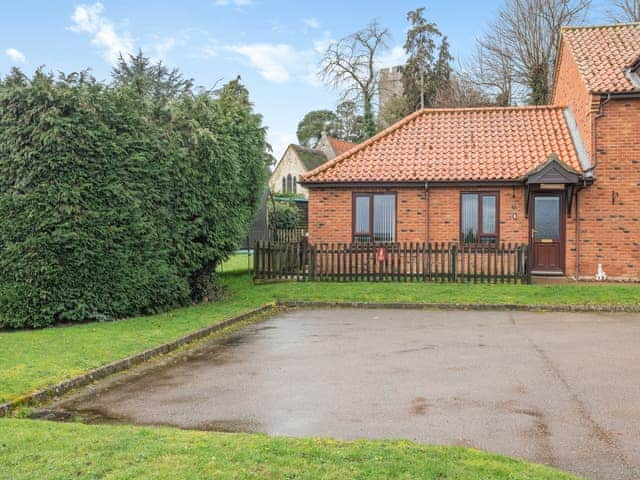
[0,58,269,328]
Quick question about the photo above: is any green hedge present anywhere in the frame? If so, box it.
[0,60,269,328]
[269,203,299,229]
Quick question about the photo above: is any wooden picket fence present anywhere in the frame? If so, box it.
[254,241,531,284]
[269,227,307,242]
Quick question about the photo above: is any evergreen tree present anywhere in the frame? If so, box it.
[402,7,453,111]
[296,110,341,147]
[112,50,193,102]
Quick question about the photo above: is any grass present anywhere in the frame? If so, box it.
[0,419,579,480]
[1,253,639,404]
[2,252,627,479]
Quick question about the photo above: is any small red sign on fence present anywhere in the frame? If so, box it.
[376,246,387,263]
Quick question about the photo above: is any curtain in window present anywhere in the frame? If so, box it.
[461,194,478,243]
[286,174,292,193]
[482,195,496,234]
[355,196,370,241]
[373,194,395,242]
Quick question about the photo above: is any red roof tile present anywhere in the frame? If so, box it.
[561,23,640,94]
[301,106,583,184]
[327,136,357,156]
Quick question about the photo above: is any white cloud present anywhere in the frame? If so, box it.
[70,2,134,65]
[303,18,320,29]
[153,37,176,60]
[202,44,219,58]
[215,0,252,6]
[228,43,299,83]
[224,32,336,87]
[377,45,406,69]
[5,48,26,63]
[312,34,334,54]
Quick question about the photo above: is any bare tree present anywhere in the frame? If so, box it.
[470,39,517,105]
[475,0,590,105]
[607,0,640,22]
[434,74,495,108]
[319,21,389,138]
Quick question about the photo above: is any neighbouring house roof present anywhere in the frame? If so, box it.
[561,23,640,94]
[326,136,357,157]
[290,144,328,171]
[301,106,584,184]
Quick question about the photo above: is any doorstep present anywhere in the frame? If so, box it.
[531,275,573,285]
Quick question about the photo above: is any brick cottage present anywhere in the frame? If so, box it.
[300,23,640,281]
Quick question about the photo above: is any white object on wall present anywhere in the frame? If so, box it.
[595,264,607,281]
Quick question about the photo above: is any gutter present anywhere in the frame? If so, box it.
[301,177,594,189]
[300,180,528,189]
[592,91,640,100]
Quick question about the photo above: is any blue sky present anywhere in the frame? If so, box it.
[0,0,613,159]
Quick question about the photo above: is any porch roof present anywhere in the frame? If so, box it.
[301,106,584,185]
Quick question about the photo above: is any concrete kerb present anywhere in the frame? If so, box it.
[2,299,638,417]
[0,304,277,417]
[277,300,640,313]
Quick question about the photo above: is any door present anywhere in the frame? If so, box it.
[531,193,564,274]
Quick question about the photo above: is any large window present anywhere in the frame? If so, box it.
[353,193,396,243]
[461,192,498,245]
[281,174,297,194]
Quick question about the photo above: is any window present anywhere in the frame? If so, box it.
[282,177,286,193]
[461,192,498,245]
[353,193,396,243]
[293,176,297,194]
[286,174,293,193]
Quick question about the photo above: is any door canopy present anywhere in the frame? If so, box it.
[525,154,581,217]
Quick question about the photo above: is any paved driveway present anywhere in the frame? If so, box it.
[51,309,640,479]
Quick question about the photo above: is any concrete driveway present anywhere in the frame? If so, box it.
[50,309,640,480]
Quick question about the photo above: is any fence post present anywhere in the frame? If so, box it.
[253,241,259,279]
[450,243,457,282]
[525,244,532,285]
[516,244,522,283]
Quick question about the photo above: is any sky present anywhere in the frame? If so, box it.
[0,0,615,160]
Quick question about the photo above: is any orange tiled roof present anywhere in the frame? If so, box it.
[301,106,583,184]
[561,23,640,94]
[327,136,357,156]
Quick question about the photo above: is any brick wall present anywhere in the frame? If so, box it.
[576,99,640,280]
[308,186,533,245]
[308,187,430,243]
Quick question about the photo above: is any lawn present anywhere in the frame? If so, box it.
[1,253,639,404]
[0,419,578,480]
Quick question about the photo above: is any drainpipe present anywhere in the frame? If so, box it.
[424,182,430,244]
[574,185,582,281]
[585,93,611,176]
